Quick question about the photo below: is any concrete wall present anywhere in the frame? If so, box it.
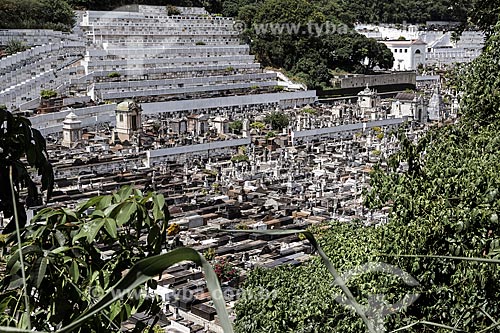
[146,137,251,166]
[339,72,416,89]
[291,118,405,143]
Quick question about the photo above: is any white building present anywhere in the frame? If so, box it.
[381,39,427,71]
[357,86,381,119]
[390,92,427,122]
[356,24,485,67]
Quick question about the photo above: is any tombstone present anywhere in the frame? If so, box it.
[62,112,82,148]
[115,100,143,142]
[213,116,229,134]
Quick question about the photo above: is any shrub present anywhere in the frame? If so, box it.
[40,89,57,99]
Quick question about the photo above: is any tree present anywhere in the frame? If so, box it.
[0,0,75,31]
[166,4,181,15]
[264,112,289,130]
[459,20,500,124]
[292,52,332,89]
[0,108,53,233]
[467,0,500,37]
[0,186,173,331]
[229,120,243,134]
[107,71,121,78]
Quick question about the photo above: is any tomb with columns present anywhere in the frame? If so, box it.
[114,100,143,142]
[62,112,82,148]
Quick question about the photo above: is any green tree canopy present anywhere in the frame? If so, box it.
[264,112,289,130]
[0,0,75,31]
[460,20,500,124]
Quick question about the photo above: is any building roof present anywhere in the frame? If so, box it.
[382,39,427,46]
[394,92,416,101]
[63,112,81,124]
[116,100,137,112]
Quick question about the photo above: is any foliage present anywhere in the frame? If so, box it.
[250,121,266,130]
[213,258,239,282]
[459,20,500,125]
[265,131,276,139]
[107,72,121,78]
[195,41,206,45]
[40,89,57,99]
[362,121,500,331]
[264,112,289,130]
[166,4,181,15]
[0,0,75,31]
[376,132,384,140]
[234,0,393,88]
[229,120,243,134]
[60,246,234,333]
[4,40,28,55]
[204,247,216,261]
[0,109,54,233]
[152,325,164,333]
[466,0,500,37]
[235,223,249,230]
[231,154,249,163]
[340,0,469,24]
[302,108,317,115]
[0,186,173,331]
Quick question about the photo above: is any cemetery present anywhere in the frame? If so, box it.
[0,4,460,332]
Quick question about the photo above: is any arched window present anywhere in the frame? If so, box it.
[415,49,421,54]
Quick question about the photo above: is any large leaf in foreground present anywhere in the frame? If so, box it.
[59,247,233,333]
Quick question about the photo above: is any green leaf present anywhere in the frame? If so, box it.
[50,246,74,255]
[54,229,66,247]
[103,203,120,217]
[7,245,42,270]
[152,194,165,221]
[117,186,133,200]
[70,260,79,284]
[87,219,105,243]
[96,195,112,210]
[147,225,160,247]
[103,218,117,239]
[109,301,121,321]
[34,257,48,288]
[115,202,137,226]
[76,196,103,214]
